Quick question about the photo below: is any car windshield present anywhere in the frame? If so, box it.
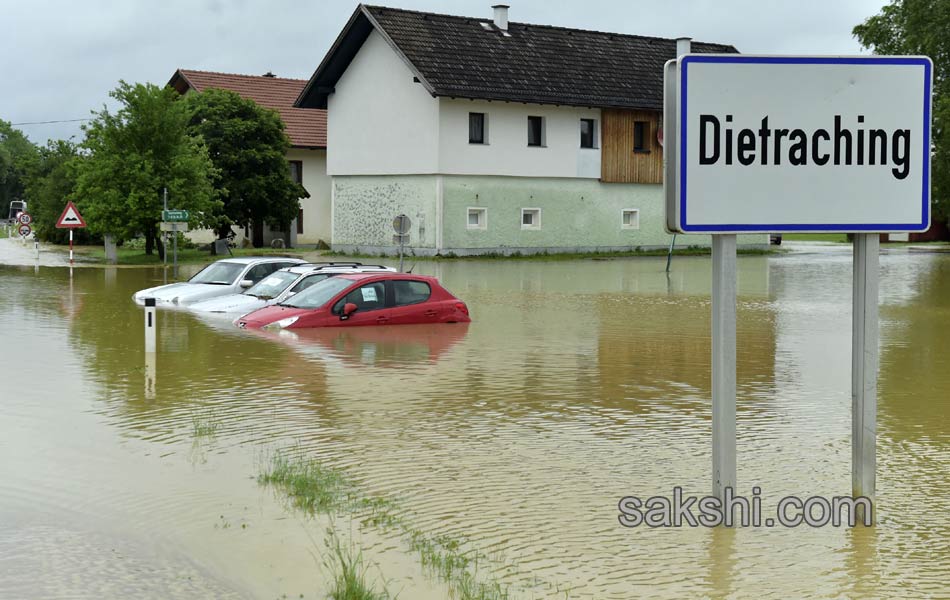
[188,262,245,285]
[282,277,353,309]
[244,271,299,299]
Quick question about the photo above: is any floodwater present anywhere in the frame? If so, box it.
[1,245,948,599]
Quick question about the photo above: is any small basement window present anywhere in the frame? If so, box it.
[580,118,597,148]
[634,121,649,152]
[622,209,640,230]
[527,116,545,147]
[467,207,487,230]
[521,208,541,230]
[469,112,487,144]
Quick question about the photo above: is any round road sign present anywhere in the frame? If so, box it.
[17,212,32,226]
[18,223,32,237]
[392,214,411,235]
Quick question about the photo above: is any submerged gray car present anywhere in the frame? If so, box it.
[188,262,397,316]
[132,256,305,307]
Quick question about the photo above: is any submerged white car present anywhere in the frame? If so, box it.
[188,262,397,316]
[132,256,305,307]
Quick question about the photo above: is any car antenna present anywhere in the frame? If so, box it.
[407,262,416,274]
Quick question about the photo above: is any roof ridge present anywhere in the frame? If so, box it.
[177,68,308,83]
[361,4,734,49]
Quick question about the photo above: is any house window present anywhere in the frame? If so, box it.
[633,122,649,152]
[297,208,304,234]
[288,160,303,184]
[521,208,541,230]
[580,118,597,148]
[527,116,545,147]
[622,209,640,230]
[469,112,487,144]
[467,207,487,230]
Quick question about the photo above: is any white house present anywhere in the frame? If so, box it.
[169,69,332,248]
[294,4,767,255]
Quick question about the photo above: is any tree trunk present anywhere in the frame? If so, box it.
[253,220,264,248]
[145,228,155,255]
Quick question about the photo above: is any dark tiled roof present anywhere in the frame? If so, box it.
[297,4,737,110]
[170,69,326,148]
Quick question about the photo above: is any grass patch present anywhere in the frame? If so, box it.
[781,233,850,243]
[259,451,526,600]
[324,530,393,600]
[190,410,219,438]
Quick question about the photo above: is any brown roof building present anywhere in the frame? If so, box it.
[169,69,327,149]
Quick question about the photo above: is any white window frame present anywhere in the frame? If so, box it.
[621,208,640,230]
[467,207,487,230]
[527,116,546,147]
[521,208,542,230]
[580,118,598,149]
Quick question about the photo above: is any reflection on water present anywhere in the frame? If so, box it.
[0,250,948,598]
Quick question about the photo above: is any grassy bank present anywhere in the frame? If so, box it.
[49,243,304,266]
[259,450,520,600]
[781,233,850,243]
[322,245,778,262]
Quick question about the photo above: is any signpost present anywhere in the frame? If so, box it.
[162,209,189,222]
[664,54,932,517]
[392,214,411,272]
[17,223,32,238]
[17,212,32,226]
[55,201,87,265]
[160,221,189,278]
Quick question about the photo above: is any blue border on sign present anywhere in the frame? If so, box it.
[679,55,932,233]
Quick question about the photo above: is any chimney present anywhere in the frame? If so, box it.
[492,4,509,31]
[676,37,691,58]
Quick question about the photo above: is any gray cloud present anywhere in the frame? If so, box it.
[1,0,886,144]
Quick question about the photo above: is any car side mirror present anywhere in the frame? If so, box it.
[342,302,358,319]
[239,279,253,289]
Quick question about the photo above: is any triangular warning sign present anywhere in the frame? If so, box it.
[56,201,86,229]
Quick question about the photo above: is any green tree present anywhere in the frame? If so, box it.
[182,88,307,246]
[75,81,221,256]
[0,120,38,211]
[854,0,950,221]
[23,140,92,244]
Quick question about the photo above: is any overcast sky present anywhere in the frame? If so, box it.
[2,0,888,144]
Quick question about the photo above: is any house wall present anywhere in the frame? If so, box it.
[331,174,768,255]
[288,148,331,245]
[331,175,439,250]
[327,29,440,175]
[438,99,601,178]
[601,109,663,183]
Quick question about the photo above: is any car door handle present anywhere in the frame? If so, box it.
[376,316,389,324]
[423,310,437,317]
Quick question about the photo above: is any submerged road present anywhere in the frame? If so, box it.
[0,236,73,267]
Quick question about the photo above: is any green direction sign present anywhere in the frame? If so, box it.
[162,209,189,222]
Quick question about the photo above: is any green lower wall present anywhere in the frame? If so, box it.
[332,175,768,254]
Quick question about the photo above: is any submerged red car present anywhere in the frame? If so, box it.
[236,272,471,330]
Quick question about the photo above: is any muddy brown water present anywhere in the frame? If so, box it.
[1,248,948,599]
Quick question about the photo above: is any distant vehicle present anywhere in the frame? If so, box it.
[188,262,396,316]
[770,234,783,245]
[132,256,305,307]
[236,272,471,330]
[6,200,27,222]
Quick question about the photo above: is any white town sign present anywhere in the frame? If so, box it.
[665,55,933,234]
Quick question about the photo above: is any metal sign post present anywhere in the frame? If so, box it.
[852,233,879,518]
[393,214,411,273]
[55,201,87,266]
[160,221,189,279]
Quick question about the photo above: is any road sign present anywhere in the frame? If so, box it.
[160,222,189,232]
[17,224,31,237]
[162,210,189,222]
[665,55,932,234]
[55,201,86,228]
[392,214,411,235]
[392,234,410,245]
[17,212,32,226]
